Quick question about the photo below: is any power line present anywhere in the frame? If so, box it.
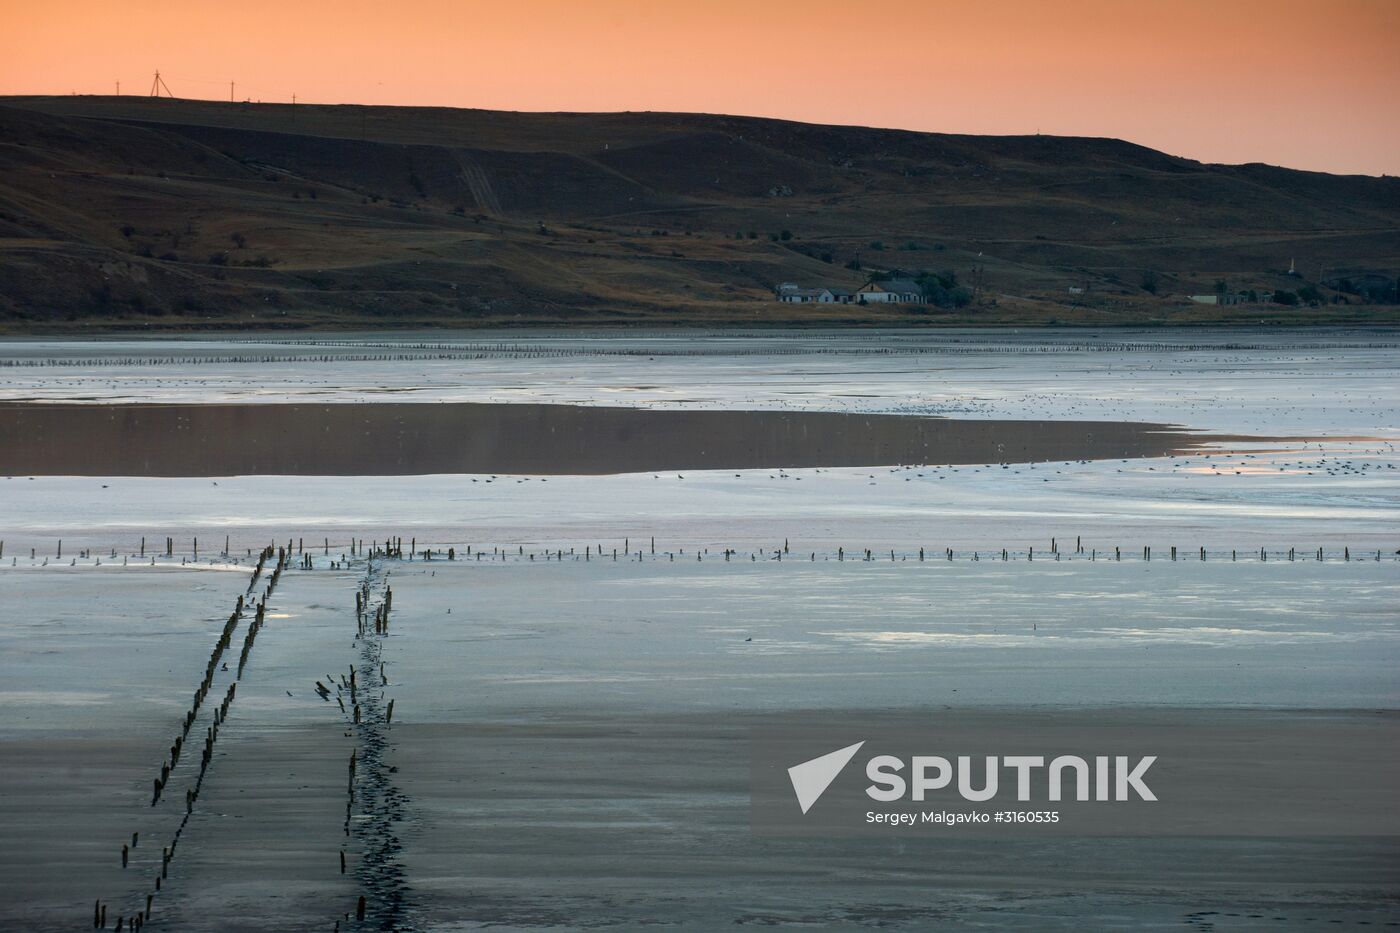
[159,73,282,98]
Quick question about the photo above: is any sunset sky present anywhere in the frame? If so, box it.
[2,0,1397,176]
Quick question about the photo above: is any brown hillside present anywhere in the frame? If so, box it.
[0,95,1396,329]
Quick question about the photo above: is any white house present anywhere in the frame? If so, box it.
[776,284,854,303]
[779,287,832,303]
[856,278,923,303]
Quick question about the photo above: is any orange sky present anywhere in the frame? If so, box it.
[3,0,1398,175]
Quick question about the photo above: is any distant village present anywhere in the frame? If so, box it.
[775,257,1385,311]
[775,279,928,304]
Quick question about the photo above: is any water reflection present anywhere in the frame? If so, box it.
[0,402,1217,476]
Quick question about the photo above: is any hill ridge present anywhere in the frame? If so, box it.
[0,96,1396,329]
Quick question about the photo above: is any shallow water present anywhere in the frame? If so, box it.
[1,328,1394,439]
[3,560,1396,930]
[0,329,1394,551]
[1,329,1396,929]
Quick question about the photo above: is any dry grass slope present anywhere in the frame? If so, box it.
[0,96,1397,330]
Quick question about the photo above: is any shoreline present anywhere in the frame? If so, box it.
[4,310,1400,337]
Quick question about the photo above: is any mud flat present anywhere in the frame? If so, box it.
[0,565,255,930]
[0,563,358,932]
[391,714,1400,930]
[2,557,1397,930]
[371,559,1400,929]
[0,401,1225,476]
[376,559,1400,928]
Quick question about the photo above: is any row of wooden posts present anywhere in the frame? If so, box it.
[355,579,394,638]
[338,560,401,928]
[94,547,289,929]
[8,534,1394,570]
